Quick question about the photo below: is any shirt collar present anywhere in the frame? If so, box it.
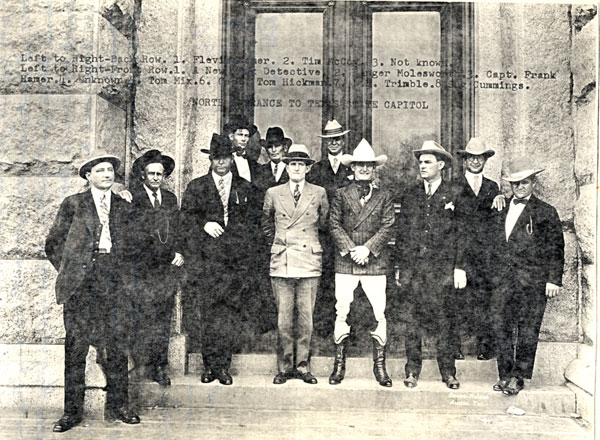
[212,171,232,185]
[424,178,442,195]
[289,179,305,193]
[143,184,161,198]
[90,185,111,204]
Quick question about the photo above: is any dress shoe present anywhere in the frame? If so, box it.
[477,353,491,361]
[105,406,141,424]
[502,376,524,396]
[443,375,460,390]
[52,413,82,433]
[454,350,465,360]
[404,373,418,388]
[493,379,508,392]
[216,368,233,385]
[151,367,171,387]
[273,372,287,384]
[299,371,318,384]
[201,368,216,383]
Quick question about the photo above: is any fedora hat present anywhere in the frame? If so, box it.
[318,119,350,138]
[340,138,387,167]
[201,133,235,158]
[282,144,315,165]
[502,157,544,182]
[78,149,121,178]
[223,114,257,137]
[261,127,292,148]
[456,137,495,157]
[412,140,453,164]
[132,149,175,179]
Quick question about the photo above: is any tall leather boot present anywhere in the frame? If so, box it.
[329,338,348,385]
[372,338,392,387]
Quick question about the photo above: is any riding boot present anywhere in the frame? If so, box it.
[372,337,392,387]
[329,338,348,385]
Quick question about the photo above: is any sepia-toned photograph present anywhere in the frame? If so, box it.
[0,0,597,438]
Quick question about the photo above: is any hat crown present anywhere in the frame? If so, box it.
[78,149,121,178]
[265,127,287,144]
[464,137,492,155]
[320,119,350,137]
[287,144,310,157]
[351,138,378,161]
[421,140,444,153]
[506,157,536,175]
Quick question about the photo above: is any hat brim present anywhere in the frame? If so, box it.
[340,154,387,167]
[502,169,544,182]
[413,149,454,165]
[318,129,350,138]
[456,149,495,158]
[261,137,293,148]
[282,157,315,165]
[200,148,234,157]
[224,123,258,137]
[79,155,121,178]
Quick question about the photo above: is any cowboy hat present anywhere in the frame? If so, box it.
[456,137,495,157]
[318,119,350,138]
[282,144,315,165]
[223,114,258,137]
[412,140,454,164]
[201,133,235,158]
[78,149,121,178]
[340,138,387,167]
[132,149,176,178]
[260,127,292,148]
[502,157,544,182]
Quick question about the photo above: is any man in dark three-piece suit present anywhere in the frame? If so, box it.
[254,126,291,193]
[488,157,564,396]
[224,114,260,183]
[45,150,140,433]
[329,139,395,387]
[129,150,184,387]
[180,134,260,386]
[394,141,467,390]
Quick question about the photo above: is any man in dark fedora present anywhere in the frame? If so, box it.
[262,144,329,385]
[394,141,467,390]
[129,150,184,387]
[488,157,564,396]
[45,150,140,432]
[224,114,260,183]
[328,139,395,387]
[180,134,259,385]
[454,138,506,360]
[255,126,292,192]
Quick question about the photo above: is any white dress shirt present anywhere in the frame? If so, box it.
[328,153,342,174]
[271,161,285,182]
[423,178,442,196]
[289,179,305,197]
[233,154,251,182]
[90,185,112,252]
[465,171,482,196]
[143,184,162,206]
[505,195,532,240]
[212,171,232,201]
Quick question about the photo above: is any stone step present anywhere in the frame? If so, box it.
[130,375,576,417]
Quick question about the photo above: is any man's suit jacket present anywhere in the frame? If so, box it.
[262,182,329,278]
[306,158,352,201]
[254,162,289,193]
[329,183,395,275]
[45,190,132,305]
[489,195,564,289]
[231,154,260,183]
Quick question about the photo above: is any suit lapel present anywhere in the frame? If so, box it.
[278,185,296,219]
[83,191,100,234]
[288,183,315,228]
[354,186,383,229]
[506,196,534,242]
[346,185,364,217]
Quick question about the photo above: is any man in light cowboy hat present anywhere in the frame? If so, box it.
[224,114,260,183]
[255,126,292,191]
[129,150,184,387]
[262,144,329,384]
[454,137,506,361]
[180,133,260,386]
[45,150,140,432]
[487,157,564,396]
[328,139,395,387]
[394,140,467,390]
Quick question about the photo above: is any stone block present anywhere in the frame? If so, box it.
[0,260,63,343]
[572,14,597,98]
[168,334,186,376]
[574,184,596,264]
[574,98,597,186]
[581,263,596,344]
[95,97,127,162]
[0,177,83,259]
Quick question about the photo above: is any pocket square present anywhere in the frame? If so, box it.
[444,201,455,211]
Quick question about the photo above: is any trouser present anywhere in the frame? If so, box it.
[271,276,320,373]
[333,273,387,344]
[63,254,130,416]
[491,278,547,380]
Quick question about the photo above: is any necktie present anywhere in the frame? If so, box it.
[426,182,432,199]
[272,163,277,178]
[513,198,528,205]
[293,184,301,205]
[99,194,112,248]
[152,190,160,209]
[332,157,340,174]
[473,174,481,196]
[218,178,229,226]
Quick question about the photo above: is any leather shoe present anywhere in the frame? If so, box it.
[493,379,508,392]
[454,350,464,360]
[273,372,287,385]
[299,371,318,384]
[443,375,460,390]
[403,373,418,388]
[477,353,490,361]
[216,368,233,385]
[105,406,140,424]
[151,367,171,387]
[52,413,82,433]
[201,368,216,383]
[502,377,524,396]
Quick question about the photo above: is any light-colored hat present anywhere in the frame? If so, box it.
[456,137,495,157]
[318,119,350,138]
[412,140,453,164]
[340,138,387,167]
[282,144,315,165]
[502,157,544,182]
[78,149,121,178]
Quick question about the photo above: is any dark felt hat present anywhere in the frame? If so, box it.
[261,127,292,148]
[201,133,235,158]
[132,149,176,179]
[223,114,258,136]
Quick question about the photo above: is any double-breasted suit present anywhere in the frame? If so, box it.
[394,180,465,379]
[180,172,260,369]
[488,195,564,380]
[262,181,329,373]
[45,190,133,416]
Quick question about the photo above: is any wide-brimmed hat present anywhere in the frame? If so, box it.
[282,144,315,165]
[412,140,453,164]
[340,138,387,167]
[260,127,292,148]
[502,157,544,182]
[201,133,235,158]
[318,119,350,138]
[78,149,121,178]
[132,149,175,179]
[223,114,257,137]
[456,137,495,158]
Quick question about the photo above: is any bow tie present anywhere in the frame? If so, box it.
[356,181,371,198]
[513,198,528,205]
[235,149,247,158]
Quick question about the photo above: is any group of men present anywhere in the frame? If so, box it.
[45,115,564,433]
